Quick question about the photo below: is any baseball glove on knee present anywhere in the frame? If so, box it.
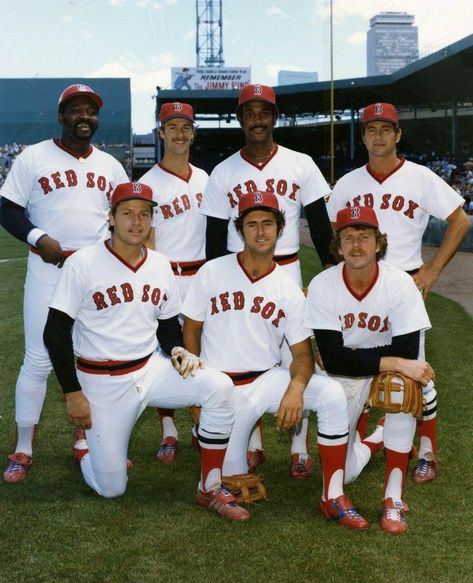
[222,473,268,503]
[369,371,425,418]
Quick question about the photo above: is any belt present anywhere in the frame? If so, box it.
[170,259,206,276]
[30,247,76,257]
[224,370,269,386]
[77,353,152,376]
[406,268,420,276]
[273,252,298,266]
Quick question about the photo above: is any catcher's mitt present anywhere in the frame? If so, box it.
[369,371,425,418]
[222,473,268,503]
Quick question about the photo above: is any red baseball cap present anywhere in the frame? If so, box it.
[159,102,194,124]
[58,84,103,111]
[238,190,280,215]
[111,182,157,208]
[362,102,398,125]
[335,206,379,231]
[237,84,278,115]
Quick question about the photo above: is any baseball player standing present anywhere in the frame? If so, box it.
[0,84,129,483]
[42,182,249,521]
[200,84,336,478]
[305,206,435,533]
[326,102,469,484]
[182,190,369,530]
[140,102,208,463]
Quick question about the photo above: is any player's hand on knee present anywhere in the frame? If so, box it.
[36,235,66,267]
[275,382,304,431]
[394,358,435,386]
[171,346,204,379]
[65,390,92,429]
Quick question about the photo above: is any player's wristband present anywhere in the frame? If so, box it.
[27,228,48,247]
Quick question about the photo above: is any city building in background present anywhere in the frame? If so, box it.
[367,11,419,76]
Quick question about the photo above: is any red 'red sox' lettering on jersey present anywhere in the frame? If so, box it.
[226,179,301,208]
[159,192,203,219]
[209,290,285,328]
[139,163,208,264]
[92,282,168,310]
[201,144,330,257]
[305,261,431,351]
[327,159,464,271]
[38,170,114,198]
[341,312,389,333]
[344,194,420,220]
[181,254,311,372]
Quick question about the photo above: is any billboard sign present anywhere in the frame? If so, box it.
[171,67,251,91]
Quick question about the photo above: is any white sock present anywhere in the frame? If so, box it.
[15,424,36,456]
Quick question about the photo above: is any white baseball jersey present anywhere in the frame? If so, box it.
[304,260,431,349]
[140,162,208,262]
[201,144,330,254]
[0,139,129,249]
[49,240,181,361]
[181,253,311,372]
[327,159,464,271]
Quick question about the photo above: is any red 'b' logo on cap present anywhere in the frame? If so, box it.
[350,207,361,220]
[132,183,143,194]
[254,85,263,96]
[374,103,383,116]
[254,191,264,204]
[174,102,183,111]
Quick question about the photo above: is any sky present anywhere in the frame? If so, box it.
[1,0,472,134]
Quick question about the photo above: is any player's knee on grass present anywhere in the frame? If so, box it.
[93,470,127,498]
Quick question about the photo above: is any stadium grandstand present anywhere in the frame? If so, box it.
[145,33,473,187]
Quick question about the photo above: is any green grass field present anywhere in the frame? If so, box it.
[0,228,472,583]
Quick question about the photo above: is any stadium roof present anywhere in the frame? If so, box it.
[156,34,473,118]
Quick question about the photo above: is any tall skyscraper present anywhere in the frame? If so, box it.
[367,12,419,76]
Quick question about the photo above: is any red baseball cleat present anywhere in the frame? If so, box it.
[413,459,438,484]
[380,498,408,534]
[157,437,177,463]
[319,495,369,530]
[3,452,32,483]
[246,449,266,473]
[290,453,314,480]
[197,486,250,521]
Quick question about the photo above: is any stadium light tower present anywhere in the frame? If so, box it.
[196,0,225,67]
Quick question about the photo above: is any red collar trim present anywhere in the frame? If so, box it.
[53,138,93,160]
[158,162,192,183]
[240,144,278,170]
[237,252,276,283]
[366,157,405,184]
[342,262,379,301]
[104,240,148,273]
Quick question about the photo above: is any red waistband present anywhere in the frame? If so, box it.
[224,370,269,386]
[274,252,298,266]
[170,258,206,276]
[30,247,76,257]
[76,354,152,376]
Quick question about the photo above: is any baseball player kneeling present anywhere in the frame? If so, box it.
[304,206,435,533]
[182,190,368,530]
[43,182,249,521]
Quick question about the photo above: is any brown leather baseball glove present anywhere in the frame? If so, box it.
[369,371,425,418]
[221,473,268,503]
